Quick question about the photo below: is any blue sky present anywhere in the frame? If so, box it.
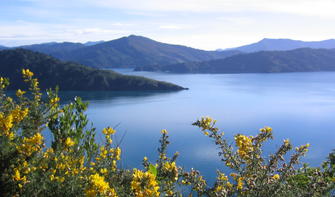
[1,0,335,50]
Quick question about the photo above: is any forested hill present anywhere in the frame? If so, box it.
[0,49,186,91]
[135,48,335,73]
[19,35,240,68]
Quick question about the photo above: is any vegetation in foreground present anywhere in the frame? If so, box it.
[0,69,334,196]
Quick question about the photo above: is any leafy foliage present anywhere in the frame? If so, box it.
[0,70,334,196]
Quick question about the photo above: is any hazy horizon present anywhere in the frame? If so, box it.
[2,35,335,52]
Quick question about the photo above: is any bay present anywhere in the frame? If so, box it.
[59,69,335,181]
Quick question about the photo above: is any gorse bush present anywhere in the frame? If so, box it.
[0,69,334,197]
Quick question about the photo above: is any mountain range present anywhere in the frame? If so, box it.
[2,36,335,75]
[225,38,335,52]
[14,35,239,68]
[0,49,185,91]
[135,48,335,73]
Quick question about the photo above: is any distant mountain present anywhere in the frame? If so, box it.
[19,35,240,68]
[0,49,186,91]
[20,42,86,58]
[0,45,8,50]
[227,38,335,52]
[135,48,335,73]
[84,41,105,46]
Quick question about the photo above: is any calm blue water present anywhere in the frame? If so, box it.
[60,69,335,181]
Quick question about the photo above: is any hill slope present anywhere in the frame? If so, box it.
[20,35,240,68]
[0,49,186,91]
[21,42,86,58]
[227,38,335,52]
[135,48,335,73]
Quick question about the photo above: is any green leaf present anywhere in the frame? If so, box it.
[148,164,158,178]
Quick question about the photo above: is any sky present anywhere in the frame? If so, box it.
[1,0,335,50]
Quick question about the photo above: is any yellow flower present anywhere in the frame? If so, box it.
[272,174,280,180]
[283,139,290,145]
[161,129,168,135]
[199,116,215,131]
[11,106,29,123]
[85,173,117,197]
[22,69,34,78]
[237,177,244,190]
[235,134,253,160]
[16,89,26,97]
[17,133,44,156]
[131,169,160,197]
[0,112,13,133]
[230,173,237,178]
[13,169,21,181]
[215,185,223,192]
[162,161,178,180]
[218,173,228,181]
[226,182,233,188]
[100,168,108,175]
[65,137,75,147]
[50,97,60,105]
[260,126,272,133]
[102,127,116,135]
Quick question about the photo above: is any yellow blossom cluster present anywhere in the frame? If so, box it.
[259,126,272,133]
[0,77,7,89]
[16,89,26,97]
[85,173,117,197]
[272,174,280,180]
[237,177,244,190]
[65,137,75,147]
[103,127,116,135]
[131,169,160,197]
[161,129,168,135]
[199,116,215,131]
[0,112,14,139]
[12,168,27,188]
[22,69,34,78]
[235,134,254,160]
[11,106,29,123]
[0,106,29,140]
[162,161,178,181]
[16,133,44,156]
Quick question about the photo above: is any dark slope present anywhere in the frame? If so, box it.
[22,35,240,68]
[0,49,186,91]
[20,42,86,58]
[227,38,335,53]
[135,48,335,73]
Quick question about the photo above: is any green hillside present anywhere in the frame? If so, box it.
[135,48,335,73]
[0,49,186,91]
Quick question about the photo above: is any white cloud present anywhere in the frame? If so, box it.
[159,25,183,30]
[87,0,335,18]
[2,0,335,49]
